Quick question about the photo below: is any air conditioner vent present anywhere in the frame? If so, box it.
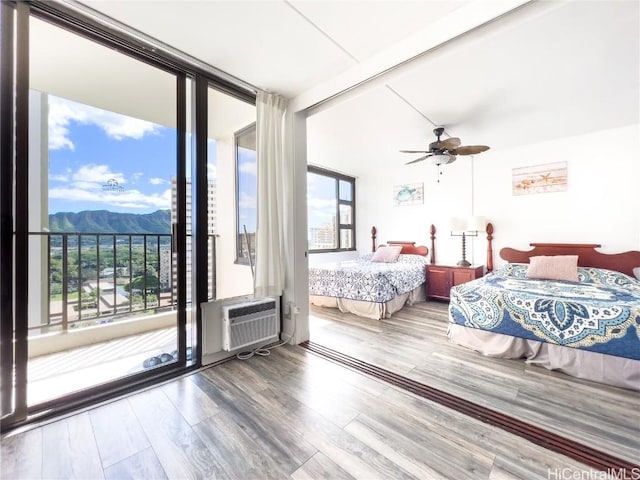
[227,300,277,320]
[222,298,278,351]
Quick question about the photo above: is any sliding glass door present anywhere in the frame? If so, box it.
[1,3,192,427]
[0,0,257,430]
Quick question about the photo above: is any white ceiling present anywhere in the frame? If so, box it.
[77,0,475,98]
[307,0,639,174]
[384,0,640,151]
[30,15,255,140]
[44,0,638,162]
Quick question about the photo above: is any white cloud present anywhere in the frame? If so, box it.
[49,186,171,210]
[207,163,217,179]
[238,192,256,209]
[131,172,144,184]
[49,172,70,182]
[307,197,336,209]
[49,164,170,210]
[48,95,160,151]
[73,164,126,185]
[149,177,170,185]
[238,160,256,176]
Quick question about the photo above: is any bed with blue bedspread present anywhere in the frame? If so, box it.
[450,264,640,360]
[447,243,640,390]
[309,246,429,320]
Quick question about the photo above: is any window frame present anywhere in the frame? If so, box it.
[235,122,257,265]
[307,165,356,254]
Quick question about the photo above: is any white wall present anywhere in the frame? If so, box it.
[331,123,640,270]
[214,138,254,299]
[28,91,49,328]
[354,158,474,266]
[474,124,640,267]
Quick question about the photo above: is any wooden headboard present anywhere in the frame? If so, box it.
[370,225,432,258]
[500,243,640,278]
[386,241,429,256]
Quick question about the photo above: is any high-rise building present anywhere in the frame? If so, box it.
[159,246,172,290]
[170,178,217,302]
[309,221,336,250]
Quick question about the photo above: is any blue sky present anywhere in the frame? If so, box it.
[48,94,332,236]
[48,95,178,214]
[307,171,338,229]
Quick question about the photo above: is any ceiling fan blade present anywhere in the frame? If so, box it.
[449,145,490,155]
[405,155,430,165]
[436,137,461,150]
[400,149,429,153]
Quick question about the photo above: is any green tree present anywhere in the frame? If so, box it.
[125,274,159,294]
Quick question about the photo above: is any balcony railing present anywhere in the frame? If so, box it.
[27,232,217,336]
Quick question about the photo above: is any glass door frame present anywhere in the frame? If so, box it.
[0,0,256,431]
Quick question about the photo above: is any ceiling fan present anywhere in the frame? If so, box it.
[400,126,490,166]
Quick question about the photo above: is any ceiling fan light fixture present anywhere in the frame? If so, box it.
[430,153,456,165]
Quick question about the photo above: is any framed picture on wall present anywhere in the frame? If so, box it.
[393,183,424,206]
[512,161,567,195]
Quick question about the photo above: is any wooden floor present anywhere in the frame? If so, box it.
[2,301,638,479]
[310,301,640,464]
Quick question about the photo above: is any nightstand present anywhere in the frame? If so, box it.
[425,264,484,301]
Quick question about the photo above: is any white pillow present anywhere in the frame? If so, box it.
[526,255,579,282]
[371,245,403,263]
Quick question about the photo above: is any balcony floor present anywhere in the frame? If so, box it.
[28,327,178,406]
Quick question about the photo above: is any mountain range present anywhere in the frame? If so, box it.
[49,209,171,234]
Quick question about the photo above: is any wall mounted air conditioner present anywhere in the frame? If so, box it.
[222,297,277,351]
[201,296,279,365]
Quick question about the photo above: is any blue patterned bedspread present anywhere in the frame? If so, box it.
[309,254,428,303]
[449,264,640,360]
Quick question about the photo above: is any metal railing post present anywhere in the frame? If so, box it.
[78,234,82,319]
[128,235,133,313]
[113,235,117,314]
[96,234,100,317]
[61,235,68,332]
[143,234,147,310]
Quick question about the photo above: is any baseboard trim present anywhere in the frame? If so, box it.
[299,340,638,473]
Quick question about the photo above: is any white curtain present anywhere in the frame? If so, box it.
[254,91,288,297]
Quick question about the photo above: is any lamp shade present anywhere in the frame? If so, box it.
[450,217,467,232]
[467,216,486,232]
[450,216,486,232]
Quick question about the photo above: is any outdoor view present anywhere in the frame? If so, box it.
[45,94,178,330]
[236,125,257,263]
[307,170,354,251]
[24,90,189,404]
[15,14,255,412]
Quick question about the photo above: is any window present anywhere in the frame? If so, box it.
[307,166,356,252]
[235,123,257,264]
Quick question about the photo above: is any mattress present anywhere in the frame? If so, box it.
[309,253,429,303]
[449,264,640,360]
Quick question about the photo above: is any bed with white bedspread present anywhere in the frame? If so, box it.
[309,231,433,320]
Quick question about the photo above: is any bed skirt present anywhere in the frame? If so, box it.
[447,324,640,391]
[310,285,425,320]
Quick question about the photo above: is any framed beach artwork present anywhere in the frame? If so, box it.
[393,183,424,206]
[512,161,567,196]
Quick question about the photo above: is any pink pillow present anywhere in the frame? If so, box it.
[526,255,579,282]
[371,245,403,263]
